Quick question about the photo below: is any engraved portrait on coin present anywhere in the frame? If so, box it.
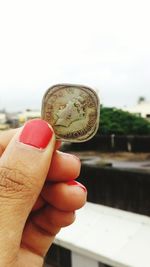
[41,84,100,142]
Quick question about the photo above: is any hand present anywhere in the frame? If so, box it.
[0,119,87,267]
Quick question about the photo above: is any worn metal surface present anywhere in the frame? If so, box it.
[42,84,100,142]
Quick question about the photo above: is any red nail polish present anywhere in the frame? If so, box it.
[67,180,87,192]
[19,119,53,149]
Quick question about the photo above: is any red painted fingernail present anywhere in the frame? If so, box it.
[19,119,54,149]
[67,180,87,192]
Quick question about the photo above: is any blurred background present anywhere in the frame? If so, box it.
[0,1,150,267]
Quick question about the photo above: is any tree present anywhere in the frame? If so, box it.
[138,96,146,104]
[98,106,150,135]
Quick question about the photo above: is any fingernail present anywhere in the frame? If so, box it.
[60,152,81,164]
[19,119,54,149]
[67,180,87,192]
[71,154,81,164]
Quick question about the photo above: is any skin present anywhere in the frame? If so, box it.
[0,126,87,267]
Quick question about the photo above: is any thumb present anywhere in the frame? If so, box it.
[0,120,55,251]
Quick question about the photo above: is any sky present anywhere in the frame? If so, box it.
[0,0,150,111]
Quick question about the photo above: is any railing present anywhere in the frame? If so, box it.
[45,202,150,267]
[68,135,150,152]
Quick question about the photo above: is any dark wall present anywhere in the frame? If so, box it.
[45,244,71,267]
[45,244,111,267]
[68,135,150,152]
[78,164,150,216]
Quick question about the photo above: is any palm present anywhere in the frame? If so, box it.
[17,248,44,267]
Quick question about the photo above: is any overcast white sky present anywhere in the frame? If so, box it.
[0,0,150,111]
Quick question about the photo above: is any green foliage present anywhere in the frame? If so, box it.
[98,106,150,135]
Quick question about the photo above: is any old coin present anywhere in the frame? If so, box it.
[41,84,100,142]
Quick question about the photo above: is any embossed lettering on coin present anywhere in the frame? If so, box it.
[41,84,100,142]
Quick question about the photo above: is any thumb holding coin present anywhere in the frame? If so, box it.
[0,119,55,265]
[0,119,86,267]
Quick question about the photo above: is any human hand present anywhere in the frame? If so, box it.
[0,119,87,267]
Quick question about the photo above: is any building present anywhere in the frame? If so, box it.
[18,109,41,125]
[0,112,9,130]
[0,112,6,124]
[123,101,150,120]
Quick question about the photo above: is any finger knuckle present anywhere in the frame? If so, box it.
[0,166,31,198]
[51,214,74,228]
[62,212,76,227]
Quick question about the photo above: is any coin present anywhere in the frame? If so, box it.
[41,84,100,142]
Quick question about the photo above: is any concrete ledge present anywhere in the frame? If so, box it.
[55,202,150,267]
